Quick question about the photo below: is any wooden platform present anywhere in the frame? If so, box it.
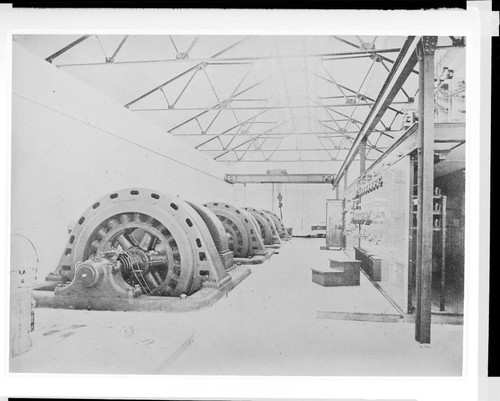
[311,253,361,287]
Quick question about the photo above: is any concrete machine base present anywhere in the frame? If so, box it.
[234,248,275,265]
[33,265,251,313]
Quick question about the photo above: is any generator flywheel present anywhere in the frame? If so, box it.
[204,202,267,259]
[243,207,281,246]
[53,188,229,297]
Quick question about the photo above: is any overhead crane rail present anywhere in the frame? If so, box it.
[225,173,336,184]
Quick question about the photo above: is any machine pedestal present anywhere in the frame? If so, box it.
[32,265,251,312]
[233,248,275,265]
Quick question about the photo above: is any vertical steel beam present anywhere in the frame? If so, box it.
[360,138,367,175]
[415,36,438,344]
[440,195,447,311]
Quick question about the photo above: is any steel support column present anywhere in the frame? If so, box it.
[360,139,367,175]
[415,36,438,344]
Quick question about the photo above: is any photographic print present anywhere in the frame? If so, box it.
[9,33,466,377]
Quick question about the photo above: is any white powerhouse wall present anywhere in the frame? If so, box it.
[11,43,238,279]
[234,183,335,236]
[224,159,363,235]
[226,162,341,236]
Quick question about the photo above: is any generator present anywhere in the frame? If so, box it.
[32,188,264,312]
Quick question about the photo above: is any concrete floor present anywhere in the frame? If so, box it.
[10,238,463,376]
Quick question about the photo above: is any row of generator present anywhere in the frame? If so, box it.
[33,188,291,312]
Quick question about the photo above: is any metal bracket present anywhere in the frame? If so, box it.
[417,36,438,59]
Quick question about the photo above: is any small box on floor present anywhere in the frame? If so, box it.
[311,258,361,287]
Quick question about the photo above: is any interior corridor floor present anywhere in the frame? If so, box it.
[10,238,463,376]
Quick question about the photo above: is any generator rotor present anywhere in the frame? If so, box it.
[53,188,227,297]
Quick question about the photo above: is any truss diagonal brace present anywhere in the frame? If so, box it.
[46,35,91,63]
[214,121,286,160]
[124,36,251,109]
[332,36,421,189]
[166,73,277,133]
[195,109,269,149]
[331,36,419,75]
